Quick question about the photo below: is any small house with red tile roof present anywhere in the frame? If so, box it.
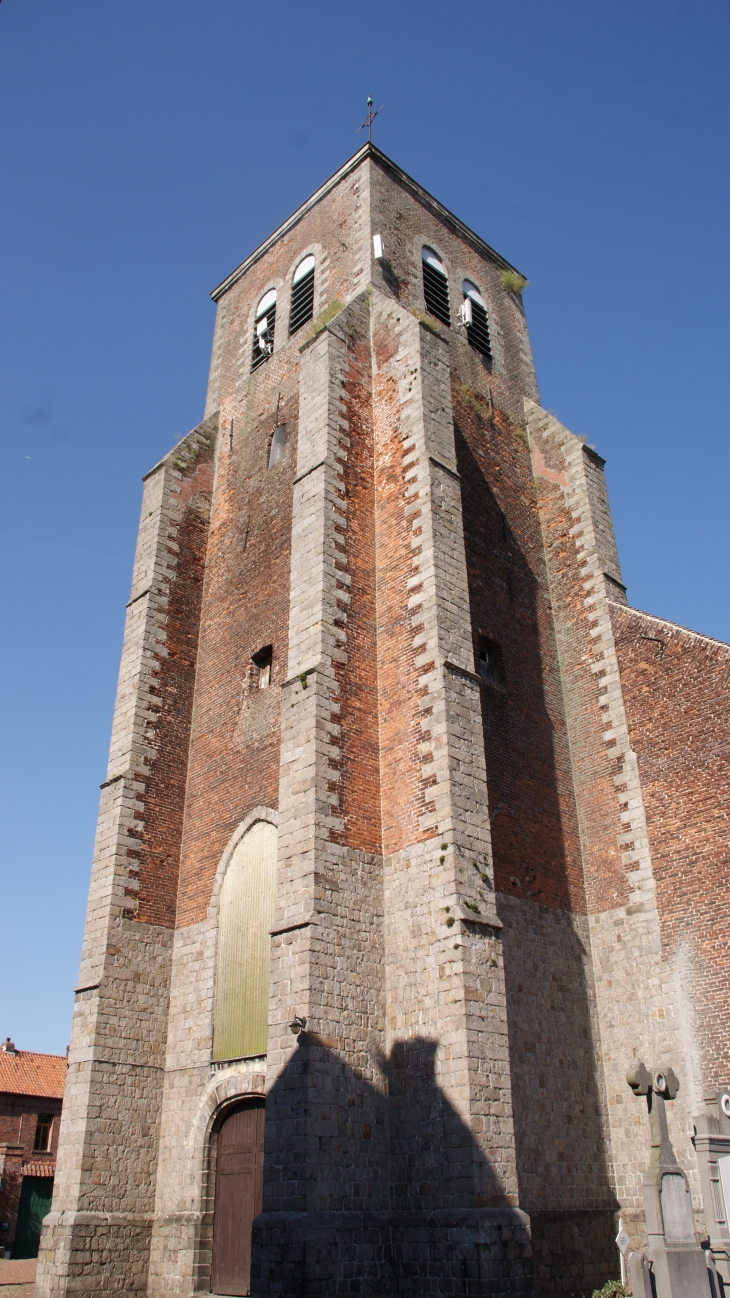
[0,1038,66,1259]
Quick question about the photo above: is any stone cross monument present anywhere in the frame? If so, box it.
[627,1062,710,1297]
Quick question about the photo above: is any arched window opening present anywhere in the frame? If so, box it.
[479,638,505,689]
[213,820,278,1061]
[268,424,287,469]
[422,247,450,326]
[251,289,277,371]
[289,255,315,334]
[462,280,492,360]
[251,646,272,689]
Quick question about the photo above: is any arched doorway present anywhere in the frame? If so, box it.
[210,1098,265,1296]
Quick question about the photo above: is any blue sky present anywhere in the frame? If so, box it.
[1,0,728,1054]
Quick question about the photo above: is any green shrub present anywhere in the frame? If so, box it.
[499,269,528,295]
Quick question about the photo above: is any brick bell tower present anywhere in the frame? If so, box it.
[36,144,722,1298]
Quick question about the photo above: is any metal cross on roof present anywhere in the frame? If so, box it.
[357,96,384,142]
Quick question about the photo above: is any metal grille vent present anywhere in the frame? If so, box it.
[423,259,450,326]
[289,267,315,335]
[251,293,276,371]
[467,297,492,360]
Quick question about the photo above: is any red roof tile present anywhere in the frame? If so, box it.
[0,1050,66,1099]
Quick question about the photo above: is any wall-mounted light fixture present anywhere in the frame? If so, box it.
[289,1015,307,1036]
[373,234,385,261]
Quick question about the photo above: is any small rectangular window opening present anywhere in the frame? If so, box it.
[252,646,272,689]
[33,1115,53,1152]
[479,640,505,688]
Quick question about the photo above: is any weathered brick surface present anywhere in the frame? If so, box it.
[452,386,584,912]
[611,605,730,1092]
[174,373,295,926]
[40,144,729,1297]
[525,401,701,1238]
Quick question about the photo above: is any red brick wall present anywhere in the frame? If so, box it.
[133,450,215,927]
[452,387,585,911]
[0,1092,62,1252]
[530,453,630,915]
[329,305,382,855]
[175,153,549,888]
[611,604,730,1085]
[175,371,297,926]
[372,313,437,856]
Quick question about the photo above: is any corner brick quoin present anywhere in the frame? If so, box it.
[34,143,729,1298]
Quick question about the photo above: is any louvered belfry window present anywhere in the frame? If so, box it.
[213,820,278,1061]
[422,248,450,326]
[463,280,492,361]
[251,289,277,371]
[289,255,315,334]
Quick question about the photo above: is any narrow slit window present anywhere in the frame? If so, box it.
[422,248,450,326]
[463,281,492,360]
[252,646,272,689]
[33,1115,53,1152]
[479,639,505,688]
[289,255,315,334]
[268,424,287,469]
[251,289,277,371]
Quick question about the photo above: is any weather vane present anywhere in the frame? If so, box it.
[357,96,384,142]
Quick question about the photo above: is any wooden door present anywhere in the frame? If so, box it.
[13,1176,54,1258]
[210,1099,265,1296]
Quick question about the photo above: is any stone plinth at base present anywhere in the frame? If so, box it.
[251,1207,534,1297]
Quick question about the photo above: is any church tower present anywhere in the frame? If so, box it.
[35,144,729,1297]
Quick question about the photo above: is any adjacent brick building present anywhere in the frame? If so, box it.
[34,144,729,1297]
[0,1040,65,1260]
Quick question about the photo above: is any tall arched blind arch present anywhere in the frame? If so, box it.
[213,820,278,1061]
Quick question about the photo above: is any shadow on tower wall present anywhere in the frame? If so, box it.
[453,415,620,1296]
[251,1035,533,1298]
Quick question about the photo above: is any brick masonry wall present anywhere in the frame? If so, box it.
[452,383,584,913]
[525,401,702,1247]
[369,290,519,1205]
[35,418,217,1297]
[611,605,730,1094]
[0,1093,62,1255]
[174,366,297,927]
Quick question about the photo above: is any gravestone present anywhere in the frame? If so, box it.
[626,1062,711,1297]
[693,1089,730,1286]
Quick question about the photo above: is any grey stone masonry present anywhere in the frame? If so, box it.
[35,418,218,1298]
[525,400,700,1245]
[250,293,532,1295]
[371,294,518,1204]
